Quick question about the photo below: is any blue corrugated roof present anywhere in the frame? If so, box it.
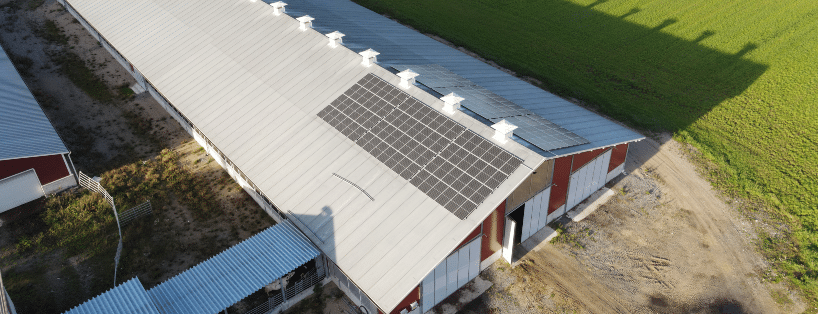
[278,0,644,157]
[146,221,320,314]
[63,277,160,314]
[0,45,69,161]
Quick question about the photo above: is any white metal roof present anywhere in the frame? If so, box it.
[63,0,544,311]
[147,221,320,314]
[62,278,160,314]
[278,0,645,158]
[0,45,69,161]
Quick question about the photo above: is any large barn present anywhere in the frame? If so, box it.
[0,45,77,214]
[58,0,643,313]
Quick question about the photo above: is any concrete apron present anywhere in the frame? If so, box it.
[513,188,615,264]
[428,277,493,314]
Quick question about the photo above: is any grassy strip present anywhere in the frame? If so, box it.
[54,51,114,102]
[353,0,818,307]
[15,149,220,256]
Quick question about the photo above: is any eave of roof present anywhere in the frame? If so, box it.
[0,45,69,161]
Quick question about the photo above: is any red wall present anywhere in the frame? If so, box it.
[548,155,573,214]
[388,286,420,314]
[608,143,629,172]
[452,225,481,253]
[0,154,69,184]
[481,201,505,261]
[570,148,606,172]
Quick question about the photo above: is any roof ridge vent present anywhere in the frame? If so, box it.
[397,69,419,89]
[270,1,287,16]
[297,15,314,31]
[359,49,379,67]
[491,119,518,144]
[440,92,464,115]
[326,31,345,48]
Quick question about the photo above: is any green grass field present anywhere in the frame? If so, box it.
[353,0,818,306]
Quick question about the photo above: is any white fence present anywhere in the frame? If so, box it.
[77,172,123,285]
[0,271,14,314]
[120,201,152,226]
[244,268,326,314]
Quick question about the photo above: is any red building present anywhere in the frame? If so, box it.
[0,45,76,213]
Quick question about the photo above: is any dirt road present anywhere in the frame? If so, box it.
[458,135,805,314]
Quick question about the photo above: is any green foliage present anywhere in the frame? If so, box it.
[16,149,220,257]
[119,85,135,98]
[40,20,67,44]
[354,0,818,306]
[26,0,44,11]
[55,51,114,102]
[15,191,116,255]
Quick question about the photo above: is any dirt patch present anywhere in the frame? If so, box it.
[0,1,275,313]
[460,135,806,314]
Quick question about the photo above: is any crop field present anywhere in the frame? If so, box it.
[353,0,818,305]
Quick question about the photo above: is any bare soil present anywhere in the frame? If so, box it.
[0,1,275,313]
[456,135,806,314]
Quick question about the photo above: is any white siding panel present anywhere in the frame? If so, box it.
[457,247,470,287]
[446,254,459,297]
[521,198,534,241]
[538,188,551,229]
[468,238,481,281]
[433,262,447,305]
[607,163,624,183]
[529,195,541,238]
[0,169,44,213]
[421,271,435,313]
[566,170,580,210]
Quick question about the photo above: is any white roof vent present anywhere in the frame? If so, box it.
[359,49,379,67]
[297,15,314,31]
[326,31,345,48]
[440,92,464,115]
[270,1,287,16]
[491,119,518,144]
[397,69,419,89]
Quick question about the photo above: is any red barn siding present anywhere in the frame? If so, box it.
[608,143,629,172]
[455,226,481,251]
[481,201,505,261]
[548,155,573,214]
[570,148,606,172]
[0,154,69,184]
[389,286,420,314]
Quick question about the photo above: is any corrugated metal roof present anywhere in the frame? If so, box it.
[0,45,69,161]
[146,221,320,314]
[63,0,544,311]
[63,277,160,314]
[279,0,645,158]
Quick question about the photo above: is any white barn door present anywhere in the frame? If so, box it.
[421,236,483,312]
[519,187,552,243]
[0,169,44,213]
[565,150,612,211]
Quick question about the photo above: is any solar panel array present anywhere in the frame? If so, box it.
[391,65,590,152]
[318,73,523,219]
[435,85,529,120]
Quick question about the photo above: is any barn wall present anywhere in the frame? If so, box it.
[0,154,69,185]
[570,148,606,172]
[608,143,629,172]
[481,201,505,262]
[388,286,419,314]
[548,155,573,214]
[506,159,555,211]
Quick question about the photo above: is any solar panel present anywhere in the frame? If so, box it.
[391,65,590,152]
[317,73,523,219]
[490,115,590,152]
